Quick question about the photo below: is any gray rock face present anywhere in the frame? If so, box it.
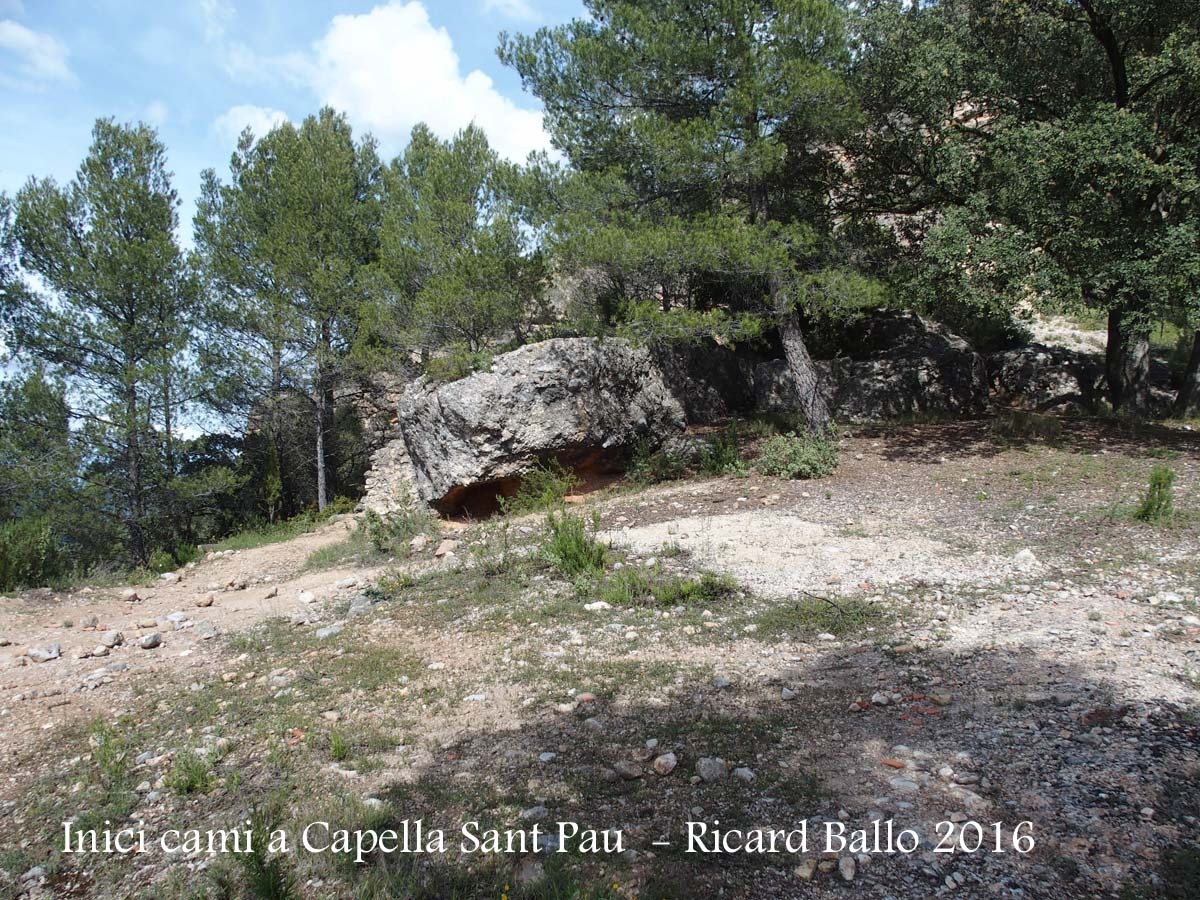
[756,312,988,422]
[398,338,685,512]
[987,343,1105,413]
[649,339,756,424]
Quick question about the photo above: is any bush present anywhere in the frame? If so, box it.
[597,565,738,607]
[164,750,215,795]
[698,426,748,477]
[363,506,433,554]
[1134,465,1176,523]
[627,438,689,486]
[542,511,608,577]
[500,459,581,514]
[0,517,64,591]
[424,345,493,383]
[753,432,838,480]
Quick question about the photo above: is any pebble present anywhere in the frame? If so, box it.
[314,624,343,639]
[839,856,856,881]
[139,633,162,650]
[732,767,755,782]
[696,757,726,782]
[652,752,678,776]
[196,594,215,608]
[795,859,817,881]
[27,644,62,663]
[781,687,796,701]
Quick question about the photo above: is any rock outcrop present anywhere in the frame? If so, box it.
[987,343,1105,413]
[756,311,988,422]
[649,339,757,424]
[398,338,685,513]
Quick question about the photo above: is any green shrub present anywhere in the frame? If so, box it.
[363,507,433,554]
[500,459,581,515]
[0,517,64,591]
[164,750,215,795]
[698,426,748,477]
[329,731,350,762]
[597,565,738,607]
[753,432,838,480]
[628,438,688,486]
[1134,465,1176,523]
[542,511,608,577]
[425,345,493,382]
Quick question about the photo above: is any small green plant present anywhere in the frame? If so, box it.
[1134,465,1176,523]
[542,511,608,577]
[628,438,688,486]
[596,565,738,607]
[500,459,581,514]
[329,731,350,762]
[698,426,749,477]
[424,344,493,382]
[363,506,433,554]
[753,432,838,480]
[239,809,297,900]
[164,749,215,795]
[88,719,130,785]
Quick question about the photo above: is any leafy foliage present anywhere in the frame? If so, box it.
[541,511,609,577]
[753,432,839,480]
[1134,466,1177,523]
[500,459,582,515]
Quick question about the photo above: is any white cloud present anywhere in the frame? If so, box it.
[305,2,550,162]
[212,104,289,143]
[144,100,169,126]
[199,0,234,41]
[0,19,74,86]
[481,0,538,20]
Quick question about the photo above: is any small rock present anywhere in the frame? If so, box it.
[139,633,162,650]
[410,534,430,551]
[612,760,642,780]
[584,600,612,612]
[732,767,755,782]
[537,752,557,764]
[434,539,460,558]
[27,644,62,663]
[195,594,215,608]
[298,590,316,604]
[795,859,817,881]
[263,586,279,599]
[314,624,343,640]
[520,805,548,822]
[652,752,678,776]
[696,757,726,782]
[839,856,856,882]
[781,687,796,701]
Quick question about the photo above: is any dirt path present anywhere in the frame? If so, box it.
[0,516,385,766]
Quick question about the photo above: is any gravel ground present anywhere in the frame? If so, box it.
[0,419,1197,900]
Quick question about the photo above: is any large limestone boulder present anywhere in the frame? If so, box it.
[987,344,1105,413]
[398,338,685,513]
[755,311,988,422]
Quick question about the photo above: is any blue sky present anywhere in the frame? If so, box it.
[0,0,583,240]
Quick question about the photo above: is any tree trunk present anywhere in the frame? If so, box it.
[315,379,328,513]
[1105,307,1151,415]
[779,309,833,433]
[1173,329,1200,419]
[124,382,146,565]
